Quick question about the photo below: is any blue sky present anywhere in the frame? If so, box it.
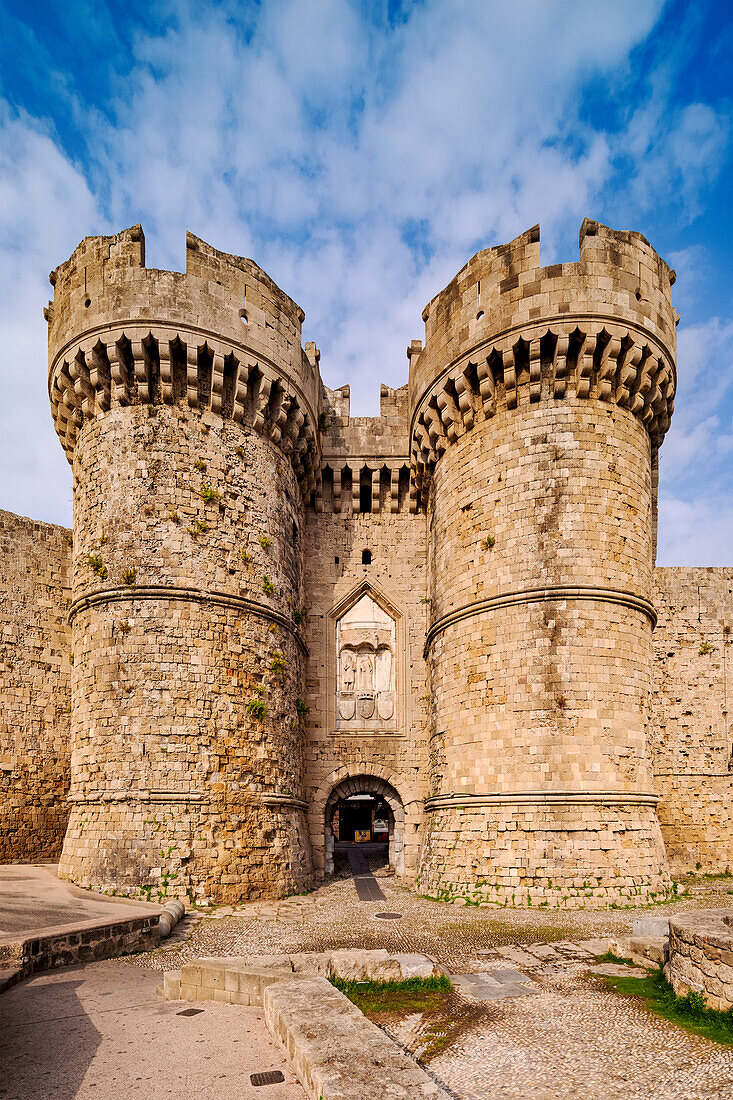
[0,0,730,564]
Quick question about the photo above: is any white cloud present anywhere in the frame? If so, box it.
[0,0,730,564]
[657,495,733,567]
[0,108,106,526]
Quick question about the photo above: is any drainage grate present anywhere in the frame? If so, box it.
[374,912,402,920]
[251,1070,286,1086]
[176,1008,204,1016]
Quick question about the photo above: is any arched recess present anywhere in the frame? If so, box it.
[309,765,423,882]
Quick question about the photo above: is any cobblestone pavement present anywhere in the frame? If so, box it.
[135,871,733,1100]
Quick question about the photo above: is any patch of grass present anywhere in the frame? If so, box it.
[601,966,733,1045]
[595,950,637,967]
[246,697,267,719]
[330,975,451,1016]
[88,554,108,579]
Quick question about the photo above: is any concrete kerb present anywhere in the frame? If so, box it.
[264,977,448,1100]
[0,912,162,994]
[159,949,445,1098]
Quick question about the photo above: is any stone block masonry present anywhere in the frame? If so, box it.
[651,569,733,873]
[413,220,676,905]
[0,511,71,860]
[48,227,319,904]
[0,216,730,909]
[667,909,733,1012]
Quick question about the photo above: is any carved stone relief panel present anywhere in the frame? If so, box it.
[336,593,397,730]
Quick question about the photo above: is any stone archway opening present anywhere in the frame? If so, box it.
[324,775,405,878]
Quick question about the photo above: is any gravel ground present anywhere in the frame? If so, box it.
[140,871,733,975]
[130,872,733,1100]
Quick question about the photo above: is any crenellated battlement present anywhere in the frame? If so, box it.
[46,227,321,495]
[408,220,677,498]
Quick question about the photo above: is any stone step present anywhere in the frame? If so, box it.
[161,948,440,1006]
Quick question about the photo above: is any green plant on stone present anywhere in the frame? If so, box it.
[169,510,180,524]
[88,554,108,579]
[122,566,136,587]
[189,519,209,536]
[481,534,496,550]
[296,698,310,719]
[199,483,219,504]
[241,549,250,564]
[699,641,715,656]
[259,534,272,550]
[247,697,268,719]
[262,574,275,596]
[194,459,205,472]
[270,650,287,676]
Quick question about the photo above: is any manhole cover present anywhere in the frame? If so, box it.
[251,1070,286,1086]
[374,912,402,920]
[176,1008,204,1016]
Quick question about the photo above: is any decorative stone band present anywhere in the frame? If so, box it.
[424,790,660,811]
[48,320,320,497]
[424,584,656,656]
[410,316,675,498]
[68,584,308,655]
[67,791,308,811]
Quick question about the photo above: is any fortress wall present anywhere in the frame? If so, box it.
[303,506,428,878]
[651,567,733,873]
[303,384,428,878]
[412,221,675,907]
[47,225,321,904]
[0,510,72,860]
[410,220,676,407]
[47,227,313,398]
[58,403,312,903]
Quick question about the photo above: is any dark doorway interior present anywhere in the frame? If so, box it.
[330,794,393,875]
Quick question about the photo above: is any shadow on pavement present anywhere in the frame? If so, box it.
[0,974,102,1100]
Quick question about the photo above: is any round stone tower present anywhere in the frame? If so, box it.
[47,226,320,903]
[411,220,677,907]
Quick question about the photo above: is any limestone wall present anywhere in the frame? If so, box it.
[303,383,428,880]
[651,567,733,873]
[668,909,733,1012]
[411,220,676,907]
[47,225,320,904]
[58,403,312,903]
[0,511,71,860]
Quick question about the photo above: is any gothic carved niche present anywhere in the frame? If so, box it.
[336,593,396,728]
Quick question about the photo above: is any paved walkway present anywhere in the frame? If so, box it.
[346,848,386,901]
[143,872,733,1100]
[0,865,160,936]
[0,959,304,1100]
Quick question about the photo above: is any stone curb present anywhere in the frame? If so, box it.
[667,907,733,1011]
[159,948,439,1005]
[158,950,446,1097]
[264,976,449,1099]
[0,912,161,993]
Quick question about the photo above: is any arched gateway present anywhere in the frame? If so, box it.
[309,768,423,882]
[325,774,405,875]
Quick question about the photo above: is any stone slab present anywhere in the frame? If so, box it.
[264,976,448,1099]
